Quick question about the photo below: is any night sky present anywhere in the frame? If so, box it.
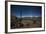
[11,5,42,17]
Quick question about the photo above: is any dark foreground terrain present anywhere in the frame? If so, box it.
[11,16,42,29]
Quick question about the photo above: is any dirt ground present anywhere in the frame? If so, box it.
[11,16,42,29]
[21,19,42,28]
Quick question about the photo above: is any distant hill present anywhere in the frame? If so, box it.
[11,16,41,20]
[21,16,41,20]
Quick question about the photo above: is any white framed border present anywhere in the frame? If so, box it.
[7,1,45,32]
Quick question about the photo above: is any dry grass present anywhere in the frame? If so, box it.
[11,16,42,29]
